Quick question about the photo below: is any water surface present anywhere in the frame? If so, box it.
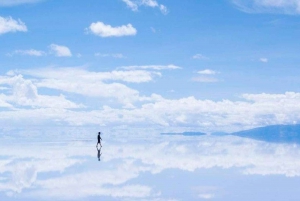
[0,130,300,200]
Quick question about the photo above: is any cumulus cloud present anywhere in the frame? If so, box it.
[0,16,27,35]
[0,0,43,6]
[62,92,300,132]
[0,74,82,109]
[232,0,300,14]
[87,22,137,37]
[8,49,46,57]
[49,44,72,57]
[0,96,12,108]
[3,89,300,132]
[17,67,160,108]
[2,68,300,132]
[122,0,168,14]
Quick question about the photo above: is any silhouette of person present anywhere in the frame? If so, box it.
[97,147,102,161]
[96,132,102,148]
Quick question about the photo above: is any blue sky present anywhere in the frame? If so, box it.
[1,0,300,132]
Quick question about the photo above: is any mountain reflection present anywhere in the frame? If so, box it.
[231,124,300,144]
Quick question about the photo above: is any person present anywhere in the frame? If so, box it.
[96,132,102,147]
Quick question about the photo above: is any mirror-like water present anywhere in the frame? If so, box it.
[1,130,300,201]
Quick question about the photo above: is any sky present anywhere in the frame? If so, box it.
[1,0,300,132]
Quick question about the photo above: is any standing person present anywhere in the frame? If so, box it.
[96,132,102,147]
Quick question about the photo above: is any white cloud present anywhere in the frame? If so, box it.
[193,69,219,83]
[0,0,43,6]
[95,53,126,59]
[192,54,209,60]
[21,67,159,83]
[197,69,217,75]
[4,90,300,133]
[79,92,300,132]
[122,0,168,14]
[159,4,168,14]
[2,68,300,132]
[8,49,46,57]
[0,74,83,109]
[120,64,181,70]
[0,16,27,35]
[87,22,137,37]
[260,58,268,63]
[122,0,138,11]
[232,0,300,14]
[49,44,72,57]
[0,96,12,108]
[142,0,158,7]
[17,67,160,108]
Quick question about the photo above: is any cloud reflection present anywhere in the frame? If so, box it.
[0,133,299,200]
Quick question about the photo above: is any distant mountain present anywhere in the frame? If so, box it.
[231,124,300,143]
[161,132,206,136]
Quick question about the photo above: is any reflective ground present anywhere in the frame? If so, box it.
[1,129,300,200]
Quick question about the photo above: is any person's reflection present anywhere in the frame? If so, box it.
[97,146,102,161]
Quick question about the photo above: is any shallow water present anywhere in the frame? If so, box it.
[1,131,300,200]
